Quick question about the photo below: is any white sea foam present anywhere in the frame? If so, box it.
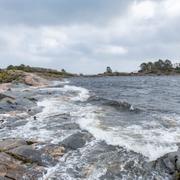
[73,102,179,161]
[87,167,107,180]
[41,84,179,161]
[52,79,70,85]
[5,84,90,143]
[62,85,90,101]
[5,85,78,142]
[2,82,179,164]
[40,164,62,180]
[9,96,76,143]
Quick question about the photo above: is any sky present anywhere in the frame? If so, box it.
[0,0,180,74]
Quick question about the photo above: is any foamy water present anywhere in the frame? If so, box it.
[74,103,179,161]
[57,81,179,161]
[0,78,180,180]
[1,77,180,179]
[3,80,179,161]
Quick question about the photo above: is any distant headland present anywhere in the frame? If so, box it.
[0,64,76,84]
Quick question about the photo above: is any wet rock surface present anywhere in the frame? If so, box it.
[0,139,27,152]
[40,144,65,159]
[1,77,180,179]
[61,131,93,151]
[0,152,43,180]
[152,148,180,180]
[0,139,43,179]
[7,145,45,165]
[0,138,65,179]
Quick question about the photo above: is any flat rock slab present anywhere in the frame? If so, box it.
[0,139,27,152]
[0,138,67,179]
[0,152,44,180]
[0,153,25,179]
[0,94,15,101]
[7,145,44,166]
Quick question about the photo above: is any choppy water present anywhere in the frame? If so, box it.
[1,76,180,179]
[71,76,180,161]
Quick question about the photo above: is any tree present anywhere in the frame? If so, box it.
[139,59,173,73]
[140,63,148,72]
[147,62,154,72]
[154,59,164,70]
[106,66,112,73]
[18,64,26,70]
[164,59,173,70]
[61,69,66,73]
[7,65,14,70]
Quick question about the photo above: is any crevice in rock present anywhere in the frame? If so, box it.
[26,141,36,145]
[4,175,16,180]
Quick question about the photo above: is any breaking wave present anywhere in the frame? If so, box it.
[65,85,179,161]
[87,96,140,112]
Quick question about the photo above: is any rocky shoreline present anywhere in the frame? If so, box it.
[0,76,94,179]
[0,75,180,179]
[0,131,92,179]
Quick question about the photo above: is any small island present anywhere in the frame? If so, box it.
[84,59,180,77]
[102,59,180,76]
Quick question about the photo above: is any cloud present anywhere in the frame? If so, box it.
[130,0,157,19]
[163,0,180,18]
[95,45,128,55]
[0,0,179,73]
[0,0,131,26]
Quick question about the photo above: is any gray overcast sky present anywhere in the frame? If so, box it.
[0,0,180,74]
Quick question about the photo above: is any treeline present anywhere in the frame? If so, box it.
[139,59,180,73]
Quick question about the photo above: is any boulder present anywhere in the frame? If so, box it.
[153,154,175,174]
[61,131,92,150]
[152,147,180,179]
